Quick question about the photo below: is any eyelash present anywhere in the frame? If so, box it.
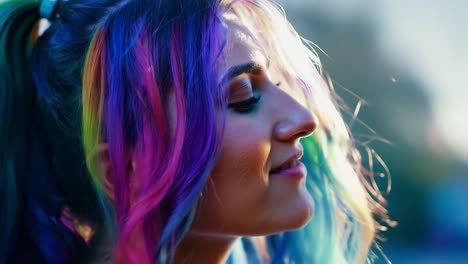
[228,94,261,113]
[227,81,280,114]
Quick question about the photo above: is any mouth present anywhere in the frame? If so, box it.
[270,158,300,174]
[269,149,306,179]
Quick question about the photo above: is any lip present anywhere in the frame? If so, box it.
[270,161,307,180]
[271,148,304,172]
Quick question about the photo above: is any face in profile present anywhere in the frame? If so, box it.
[188,10,319,237]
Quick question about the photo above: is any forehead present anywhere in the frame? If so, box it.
[219,10,269,71]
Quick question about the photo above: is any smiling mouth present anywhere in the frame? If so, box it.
[269,160,306,180]
[270,159,299,174]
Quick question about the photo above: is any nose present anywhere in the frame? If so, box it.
[273,98,318,142]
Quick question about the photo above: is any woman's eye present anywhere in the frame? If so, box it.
[228,94,261,113]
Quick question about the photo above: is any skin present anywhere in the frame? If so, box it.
[172,11,319,264]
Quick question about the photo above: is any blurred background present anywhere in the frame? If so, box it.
[277,0,468,263]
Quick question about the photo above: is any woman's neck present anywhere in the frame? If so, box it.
[172,233,238,264]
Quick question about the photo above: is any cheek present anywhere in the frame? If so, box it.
[214,115,272,195]
[191,119,272,233]
[217,127,270,184]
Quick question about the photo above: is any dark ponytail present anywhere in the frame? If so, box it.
[0,2,40,262]
[0,1,113,263]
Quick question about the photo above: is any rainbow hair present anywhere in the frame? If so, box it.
[82,1,226,262]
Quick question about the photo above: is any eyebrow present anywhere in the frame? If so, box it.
[220,62,264,85]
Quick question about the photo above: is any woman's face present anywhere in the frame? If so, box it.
[190,13,318,237]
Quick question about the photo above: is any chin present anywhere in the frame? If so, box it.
[258,189,315,236]
[285,188,315,230]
